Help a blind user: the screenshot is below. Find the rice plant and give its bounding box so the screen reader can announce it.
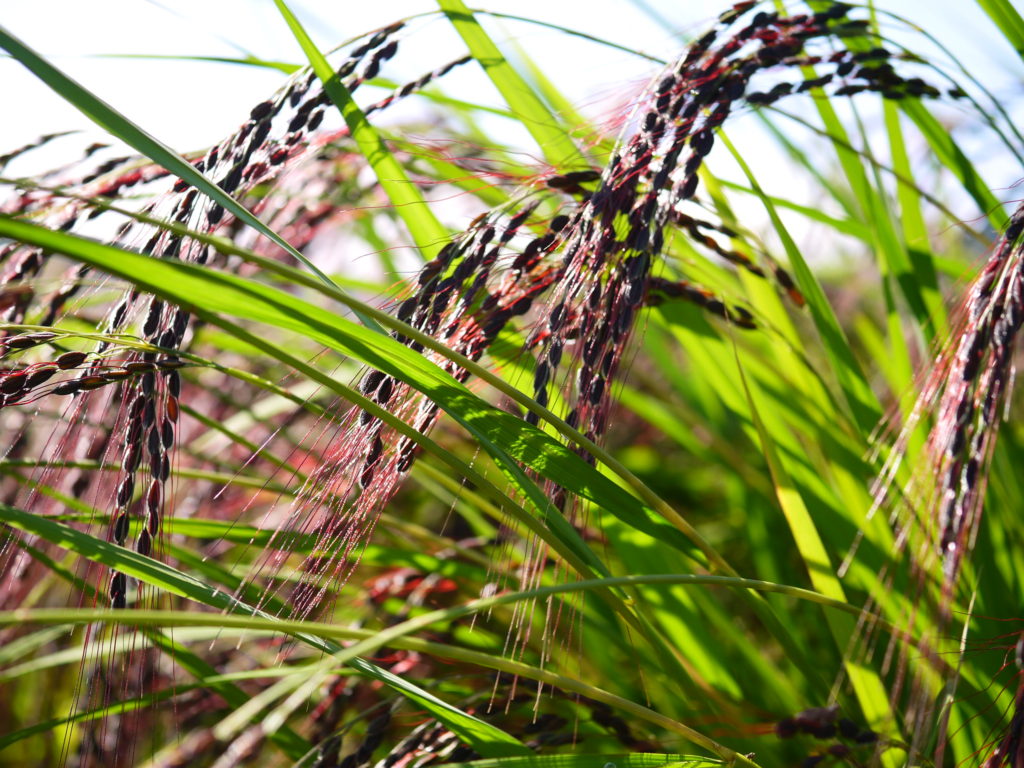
[1,1,1023,766]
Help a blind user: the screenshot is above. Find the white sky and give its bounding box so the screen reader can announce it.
[1,1,1022,249]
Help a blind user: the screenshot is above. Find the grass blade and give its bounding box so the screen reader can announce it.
[0,25,346,294]
[437,0,583,169]
[975,0,1024,61]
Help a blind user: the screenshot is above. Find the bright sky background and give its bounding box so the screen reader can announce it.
[2,1,1022,252]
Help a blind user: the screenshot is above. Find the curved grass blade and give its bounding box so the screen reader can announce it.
[478,11,668,65]
[95,53,301,74]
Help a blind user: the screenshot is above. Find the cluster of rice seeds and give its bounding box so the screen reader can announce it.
[31,358,183,606]
[723,4,944,106]
[0,241,46,329]
[108,361,186,606]
[518,0,947,459]
[0,328,193,608]
[373,720,477,768]
[859,204,1024,763]
[922,203,1024,587]
[645,276,755,327]
[0,155,172,336]
[773,705,879,764]
[359,202,562,471]
[0,130,73,171]
[0,333,178,390]
[670,210,760,272]
[363,55,473,119]
[514,5,759,452]
[272,203,564,616]
[69,300,188,606]
[0,345,179,408]
[668,208,805,307]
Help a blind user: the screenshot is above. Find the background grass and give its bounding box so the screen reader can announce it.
[1,2,1023,767]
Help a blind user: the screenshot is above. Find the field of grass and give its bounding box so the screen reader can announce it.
[1,1,1024,766]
